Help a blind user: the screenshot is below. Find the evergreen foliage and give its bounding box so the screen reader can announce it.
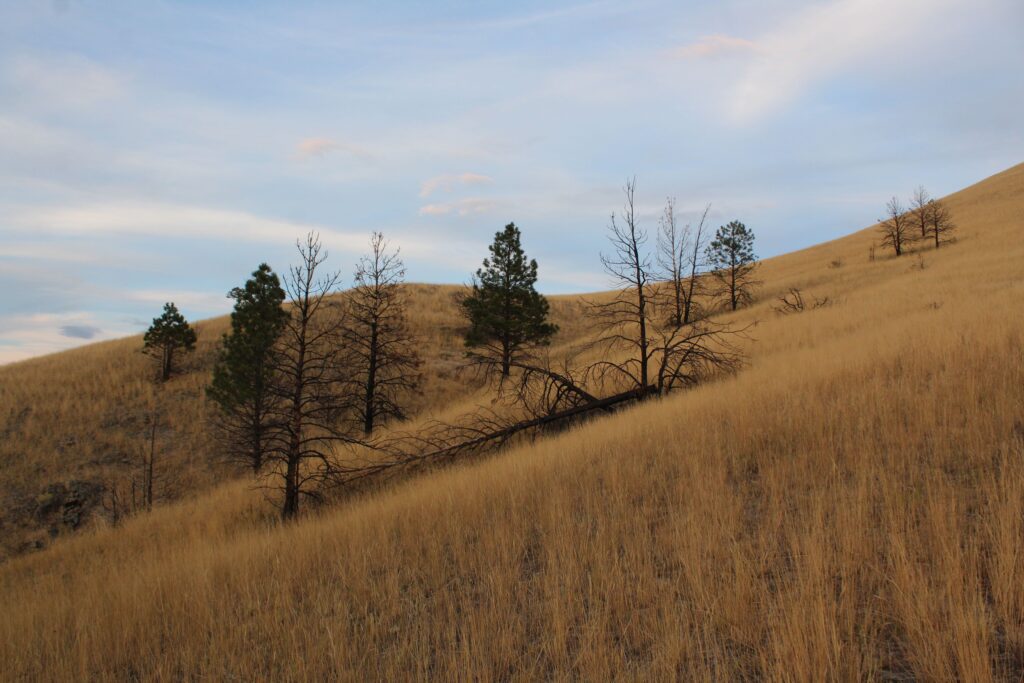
[143,302,197,381]
[462,223,557,376]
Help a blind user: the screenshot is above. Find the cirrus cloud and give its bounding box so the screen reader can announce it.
[418,197,499,217]
[294,137,372,160]
[419,172,493,198]
[669,34,758,59]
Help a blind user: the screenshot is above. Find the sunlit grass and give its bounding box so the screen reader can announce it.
[0,163,1022,679]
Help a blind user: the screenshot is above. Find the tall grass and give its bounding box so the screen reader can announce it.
[0,163,1022,680]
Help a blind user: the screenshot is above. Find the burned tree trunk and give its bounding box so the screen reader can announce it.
[267,232,355,520]
[344,232,421,437]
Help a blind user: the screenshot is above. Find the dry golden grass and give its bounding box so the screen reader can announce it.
[0,280,587,557]
[0,163,1022,680]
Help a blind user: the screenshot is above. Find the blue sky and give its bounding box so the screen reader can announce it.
[1,0,1022,363]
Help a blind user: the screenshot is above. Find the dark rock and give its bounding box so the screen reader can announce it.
[33,479,104,531]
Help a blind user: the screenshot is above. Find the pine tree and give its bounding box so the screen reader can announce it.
[143,302,197,382]
[706,220,759,311]
[462,223,557,376]
[208,263,288,473]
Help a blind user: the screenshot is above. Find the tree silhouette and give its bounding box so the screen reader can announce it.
[879,196,911,257]
[208,263,288,473]
[266,233,355,519]
[926,199,956,249]
[143,302,197,382]
[461,223,557,376]
[658,199,711,327]
[706,220,759,311]
[344,232,421,435]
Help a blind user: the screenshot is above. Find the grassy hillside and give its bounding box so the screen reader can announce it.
[1,163,1023,680]
[0,281,590,558]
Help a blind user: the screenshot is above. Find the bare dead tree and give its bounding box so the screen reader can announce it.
[266,232,356,519]
[344,232,421,436]
[587,179,746,398]
[657,200,711,328]
[926,199,956,249]
[773,287,830,315]
[682,203,711,324]
[910,186,931,239]
[657,197,687,329]
[879,196,911,257]
[586,177,657,397]
[101,402,165,524]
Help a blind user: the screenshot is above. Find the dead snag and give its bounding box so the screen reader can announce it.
[344,232,421,436]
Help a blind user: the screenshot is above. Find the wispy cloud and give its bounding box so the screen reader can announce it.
[2,54,125,110]
[294,137,371,160]
[126,289,230,312]
[14,200,369,249]
[419,172,493,198]
[669,34,758,59]
[726,0,967,123]
[418,197,499,217]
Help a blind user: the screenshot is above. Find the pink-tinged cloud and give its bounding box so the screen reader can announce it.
[294,137,371,160]
[418,197,498,217]
[419,172,493,198]
[670,34,758,59]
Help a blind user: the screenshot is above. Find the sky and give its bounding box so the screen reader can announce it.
[1,0,1022,364]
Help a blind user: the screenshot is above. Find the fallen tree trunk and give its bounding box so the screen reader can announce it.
[336,384,656,486]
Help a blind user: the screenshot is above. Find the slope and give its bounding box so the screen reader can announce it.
[1,162,1023,680]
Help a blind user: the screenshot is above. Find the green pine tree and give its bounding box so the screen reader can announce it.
[143,302,197,382]
[706,220,759,311]
[208,264,288,473]
[462,223,557,376]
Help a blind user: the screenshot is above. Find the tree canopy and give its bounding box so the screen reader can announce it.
[462,223,557,376]
[706,220,758,311]
[143,302,197,381]
[208,263,288,472]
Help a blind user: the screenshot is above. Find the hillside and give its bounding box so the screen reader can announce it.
[0,283,591,558]
[1,162,1023,680]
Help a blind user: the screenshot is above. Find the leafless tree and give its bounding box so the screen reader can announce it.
[658,199,711,327]
[909,186,931,240]
[658,197,686,328]
[926,199,956,249]
[266,232,356,519]
[102,403,165,524]
[344,232,421,436]
[586,178,656,397]
[773,287,830,315]
[586,179,745,398]
[879,196,911,257]
[682,204,712,324]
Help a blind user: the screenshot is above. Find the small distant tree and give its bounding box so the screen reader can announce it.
[345,232,421,436]
[910,186,931,239]
[706,220,758,311]
[143,302,197,382]
[462,223,558,377]
[926,199,956,249]
[102,400,169,524]
[208,263,288,473]
[658,199,711,328]
[657,197,686,328]
[879,196,911,257]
